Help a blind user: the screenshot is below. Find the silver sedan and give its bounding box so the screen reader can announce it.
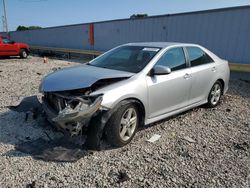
[39,42,230,148]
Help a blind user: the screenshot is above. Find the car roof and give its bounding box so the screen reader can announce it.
[124,42,198,48]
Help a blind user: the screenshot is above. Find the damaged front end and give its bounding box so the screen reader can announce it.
[42,90,103,136]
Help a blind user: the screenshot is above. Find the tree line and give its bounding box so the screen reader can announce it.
[16,25,42,31]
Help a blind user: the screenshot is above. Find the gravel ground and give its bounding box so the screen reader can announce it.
[0,56,249,187]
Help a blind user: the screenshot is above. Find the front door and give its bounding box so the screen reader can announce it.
[0,37,18,56]
[147,47,191,118]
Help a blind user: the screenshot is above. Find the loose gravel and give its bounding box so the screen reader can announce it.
[0,56,249,187]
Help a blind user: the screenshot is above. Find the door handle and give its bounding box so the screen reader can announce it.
[183,73,191,79]
[211,67,216,72]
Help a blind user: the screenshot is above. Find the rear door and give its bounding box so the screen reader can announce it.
[185,47,216,104]
[146,47,191,118]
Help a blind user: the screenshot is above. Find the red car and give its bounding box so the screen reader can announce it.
[0,36,30,58]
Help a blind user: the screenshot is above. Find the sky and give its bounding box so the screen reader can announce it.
[1,0,250,31]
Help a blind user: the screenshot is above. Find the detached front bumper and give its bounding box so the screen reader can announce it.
[42,95,103,136]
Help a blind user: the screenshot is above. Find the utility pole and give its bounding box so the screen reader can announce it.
[2,0,8,33]
[2,16,5,32]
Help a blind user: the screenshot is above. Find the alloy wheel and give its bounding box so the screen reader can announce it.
[119,107,137,141]
[210,83,221,105]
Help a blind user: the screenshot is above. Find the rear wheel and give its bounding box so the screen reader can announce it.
[105,103,139,147]
[207,81,222,107]
[20,49,28,59]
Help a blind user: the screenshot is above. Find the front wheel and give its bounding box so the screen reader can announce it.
[105,103,139,147]
[20,49,28,59]
[207,81,222,107]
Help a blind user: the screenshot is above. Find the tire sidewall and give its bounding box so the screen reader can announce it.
[105,103,139,146]
[20,49,28,58]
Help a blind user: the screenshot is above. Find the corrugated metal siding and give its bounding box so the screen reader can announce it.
[10,24,92,50]
[165,8,250,64]
[9,6,250,64]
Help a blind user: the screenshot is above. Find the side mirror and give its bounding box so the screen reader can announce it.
[150,65,171,76]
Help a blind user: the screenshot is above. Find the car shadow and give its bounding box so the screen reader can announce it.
[0,56,21,60]
[0,96,95,162]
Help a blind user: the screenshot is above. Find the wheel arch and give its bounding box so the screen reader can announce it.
[216,78,225,95]
[19,48,28,53]
[19,48,29,58]
[115,97,146,127]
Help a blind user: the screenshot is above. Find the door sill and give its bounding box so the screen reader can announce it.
[145,100,206,125]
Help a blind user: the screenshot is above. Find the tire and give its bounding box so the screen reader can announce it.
[20,49,28,59]
[207,81,222,108]
[105,103,139,147]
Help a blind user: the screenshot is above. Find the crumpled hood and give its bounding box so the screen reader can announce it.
[40,64,134,92]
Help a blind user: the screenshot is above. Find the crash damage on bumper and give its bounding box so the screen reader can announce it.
[42,91,104,136]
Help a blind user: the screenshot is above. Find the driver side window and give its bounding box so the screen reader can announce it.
[2,37,12,44]
[156,47,186,71]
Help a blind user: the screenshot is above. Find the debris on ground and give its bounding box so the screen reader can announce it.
[147,134,161,143]
[43,57,48,64]
[183,136,196,143]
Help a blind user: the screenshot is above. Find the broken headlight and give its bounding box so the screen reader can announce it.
[52,94,103,123]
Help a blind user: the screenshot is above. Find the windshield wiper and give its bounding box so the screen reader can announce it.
[86,63,109,69]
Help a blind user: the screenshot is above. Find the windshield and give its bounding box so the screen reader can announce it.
[88,46,160,73]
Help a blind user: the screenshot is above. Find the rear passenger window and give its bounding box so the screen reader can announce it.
[156,47,186,71]
[187,47,214,67]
